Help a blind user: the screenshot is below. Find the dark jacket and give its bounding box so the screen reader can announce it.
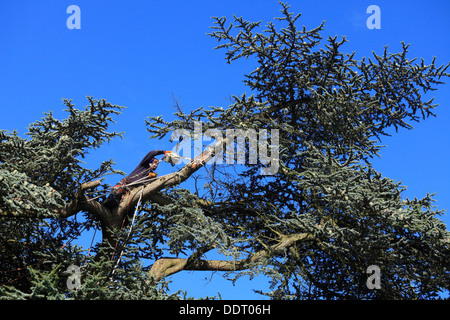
[125,150,164,184]
[102,150,165,209]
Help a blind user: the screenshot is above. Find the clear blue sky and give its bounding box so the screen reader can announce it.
[1,0,449,299]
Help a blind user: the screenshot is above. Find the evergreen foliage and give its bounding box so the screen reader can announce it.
[1,3,449,299]
[147,3,450,299]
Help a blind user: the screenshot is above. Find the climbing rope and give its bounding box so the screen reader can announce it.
[110,186,144,277]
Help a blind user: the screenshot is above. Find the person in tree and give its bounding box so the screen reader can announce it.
[102,150,172,209]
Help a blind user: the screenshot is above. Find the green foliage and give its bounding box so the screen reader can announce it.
[0,97,177,299]
[146,3,450,299]
[0,235,178,300]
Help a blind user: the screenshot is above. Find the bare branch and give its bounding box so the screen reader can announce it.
[149,232,314,282]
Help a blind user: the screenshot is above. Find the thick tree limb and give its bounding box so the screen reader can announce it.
[115,141,221,223]
[149,232,315,282]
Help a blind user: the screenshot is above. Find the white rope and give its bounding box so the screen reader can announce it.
[111,186,144,276]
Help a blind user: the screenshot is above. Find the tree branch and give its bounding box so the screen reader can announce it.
[55,179,104,219]
[149,232,314,282]
[117,139,222,220]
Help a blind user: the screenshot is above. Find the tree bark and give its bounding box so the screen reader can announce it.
[149,232,315,282]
